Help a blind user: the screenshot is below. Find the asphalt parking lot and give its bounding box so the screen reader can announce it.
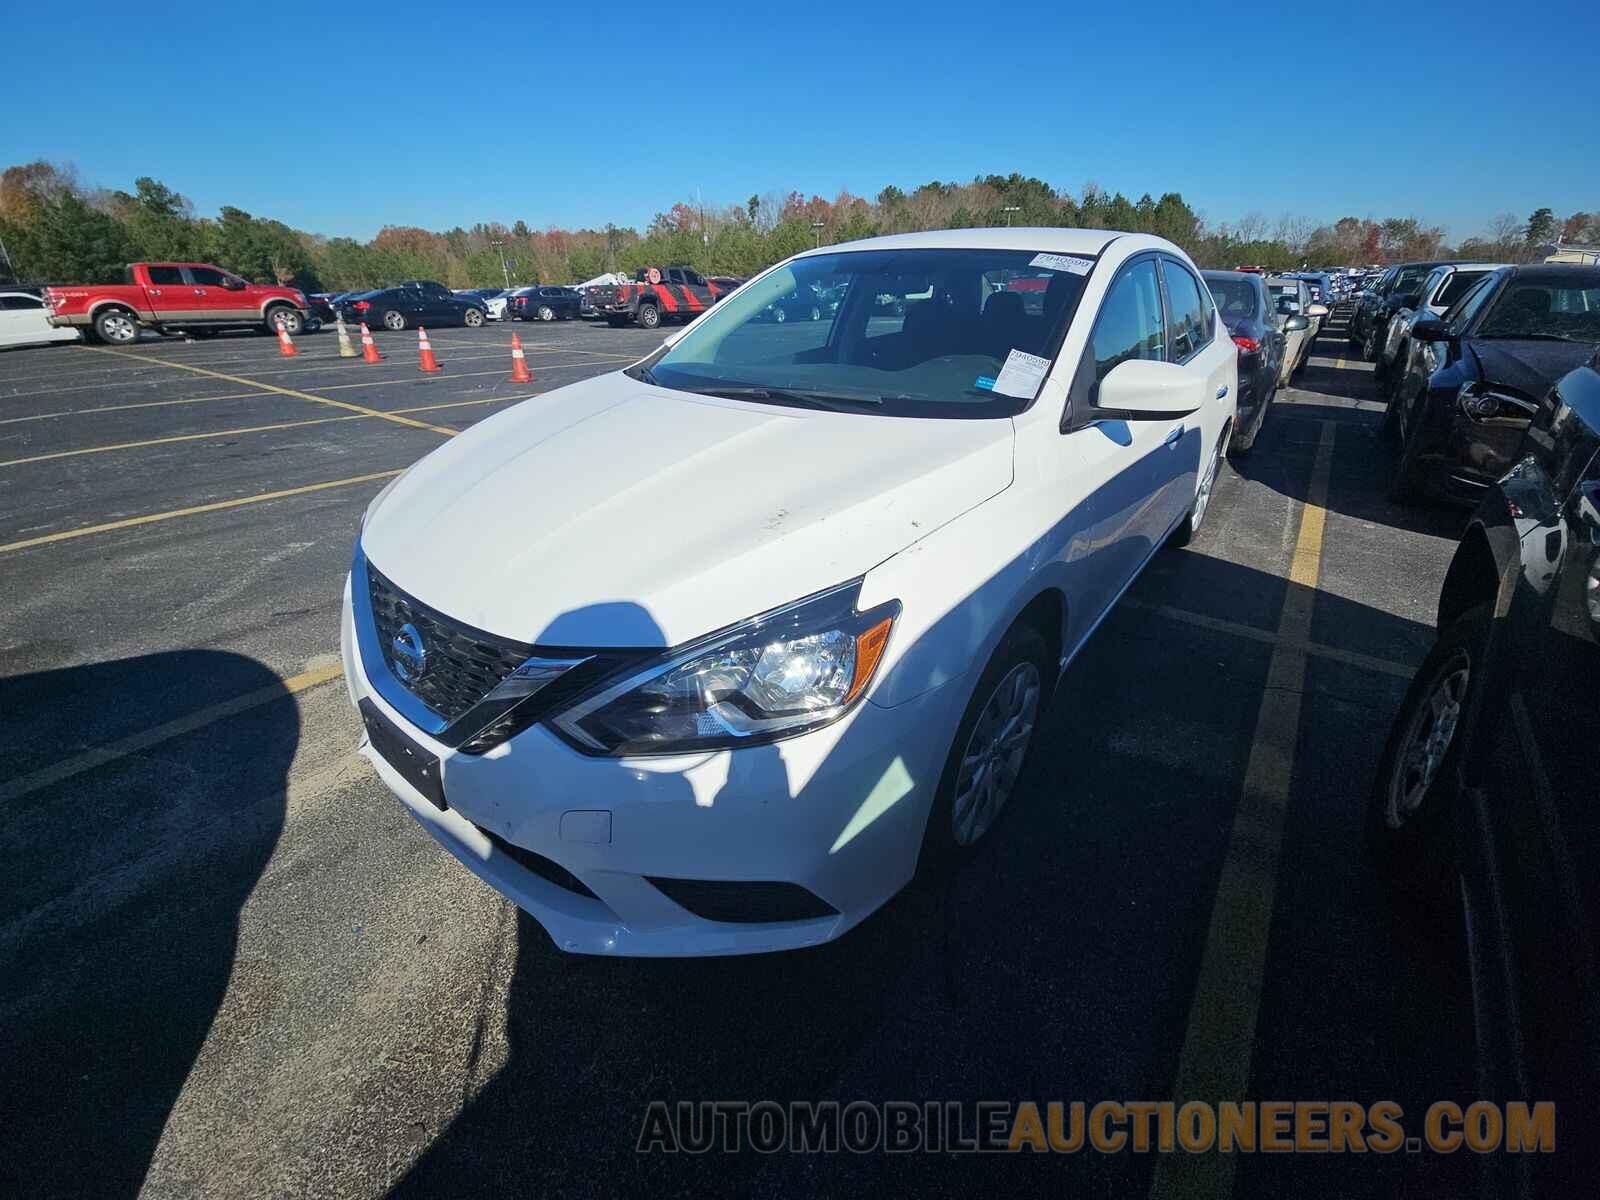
[1,313,1481,1198]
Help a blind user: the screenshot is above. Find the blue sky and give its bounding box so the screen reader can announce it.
[5,1,1595,242]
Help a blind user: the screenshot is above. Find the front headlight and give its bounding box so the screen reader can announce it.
[549,581,898,756]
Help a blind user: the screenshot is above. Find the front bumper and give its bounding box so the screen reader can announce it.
[340,576,965,956]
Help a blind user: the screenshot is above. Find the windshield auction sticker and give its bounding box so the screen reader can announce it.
[1029,253,1093,275]
[993,349,1051,398]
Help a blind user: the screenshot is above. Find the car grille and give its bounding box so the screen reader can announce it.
[366,564,533,723]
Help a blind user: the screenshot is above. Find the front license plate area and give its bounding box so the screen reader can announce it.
[359,698,446,810]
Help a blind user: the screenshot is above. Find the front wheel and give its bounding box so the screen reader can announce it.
[93,308,139,344]
[382,309,407,331]
[923,622,1050,865]
[463,307,485,327]
[772,306,788,324]
[265,306,303,336]
[1367,605,1488,902]
[637,303,661,329]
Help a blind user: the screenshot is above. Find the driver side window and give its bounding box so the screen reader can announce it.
[1091,259,1166,385]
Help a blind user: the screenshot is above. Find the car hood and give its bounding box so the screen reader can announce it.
[1469,338,1600,398]
[360,373,1016,647]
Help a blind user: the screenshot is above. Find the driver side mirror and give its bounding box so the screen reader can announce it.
[1095,358,1204,419]
[1411,318,1453,343]
[1284,315,1310,332]
[1307,303,1329,318]
[222,276,246,291]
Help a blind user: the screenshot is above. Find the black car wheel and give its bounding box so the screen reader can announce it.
[1363,320,1384,363]
[1389,397,1431,503]
[537,305,554,322]
[463,307,485,328]
[1367,605,1488,904]
[772,306,787,324]
[809,305,821,321]
[382,309,407,331]
[637,303,661,330]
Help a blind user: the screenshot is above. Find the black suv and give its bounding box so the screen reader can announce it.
[1372,354,1600,1196]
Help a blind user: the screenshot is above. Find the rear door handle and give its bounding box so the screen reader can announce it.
[1164,425,1184,448]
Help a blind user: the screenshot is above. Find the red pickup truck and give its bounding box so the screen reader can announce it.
[587,266,742,329]
[45,263,310,344]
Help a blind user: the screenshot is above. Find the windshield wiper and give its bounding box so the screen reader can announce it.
[693,386,884,412]
[1478,332,1586,343]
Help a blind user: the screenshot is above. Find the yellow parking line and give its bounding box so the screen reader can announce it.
[1149,421,1336,1200]
[0,469,402,555]
[0,393,532,469]
[0,662,344,804]
[90,346,459,436]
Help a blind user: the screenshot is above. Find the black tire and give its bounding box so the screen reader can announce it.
[773,306,788,324]
[1389,399,1430,503]
[1171,429,1226,546]
[92,307,140,345]
[809,305,821,321]
[637,303,661,330]
[381,309,407,331]
[463,307,485,328]
[1363,320,1384,363]
[1367,605,1489,906]
[1229,383,1272,457]
[922,620,1052,869]
[264,306,302,336]
[537,305,555,322]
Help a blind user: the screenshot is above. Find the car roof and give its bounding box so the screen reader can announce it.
[1507,263,1600,285]
[789,226,1127,259]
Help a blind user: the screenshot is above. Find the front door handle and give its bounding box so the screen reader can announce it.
[1216,385,1229,399]
[1164,425,1184,448]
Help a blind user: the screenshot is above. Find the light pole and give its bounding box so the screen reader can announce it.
[490,239,511,288]
[1002,205,1021,227]
[811,220,826,248]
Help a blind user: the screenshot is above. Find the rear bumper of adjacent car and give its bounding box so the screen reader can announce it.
[339,577,965,956]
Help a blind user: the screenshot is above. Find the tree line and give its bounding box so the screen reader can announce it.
[2,161,1594,292]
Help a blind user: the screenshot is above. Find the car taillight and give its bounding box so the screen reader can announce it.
[353,300,370,311]
[1232,334,1261,354]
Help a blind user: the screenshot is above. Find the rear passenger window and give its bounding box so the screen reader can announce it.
[1161,259,1210,362]
[1090,259,1165,383]
[146,266,184,285]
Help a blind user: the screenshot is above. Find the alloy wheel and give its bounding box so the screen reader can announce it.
[1386,656,1469,828]
[1190,438,1223,533]
[100,313,136,343]
[952,662,1041,846]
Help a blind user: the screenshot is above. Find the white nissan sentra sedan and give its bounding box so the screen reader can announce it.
[342,228,1237,956]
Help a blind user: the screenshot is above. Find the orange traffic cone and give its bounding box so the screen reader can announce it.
[360,322,382,363]
[275,317,299,357]
[417,327,441,373]
[509,332,533,383]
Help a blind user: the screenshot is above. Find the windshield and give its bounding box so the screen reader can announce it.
[1479,281,1600,342]
[639,247,1095,418]
[1392,265,1431,293]
[1206,276,1259,319]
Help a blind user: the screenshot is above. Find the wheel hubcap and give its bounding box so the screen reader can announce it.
[1388,658,1469,828]
[952,662,1041,846]
[385,313,402,329]
[105,315,134,341]
[1191,440,1222,531]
